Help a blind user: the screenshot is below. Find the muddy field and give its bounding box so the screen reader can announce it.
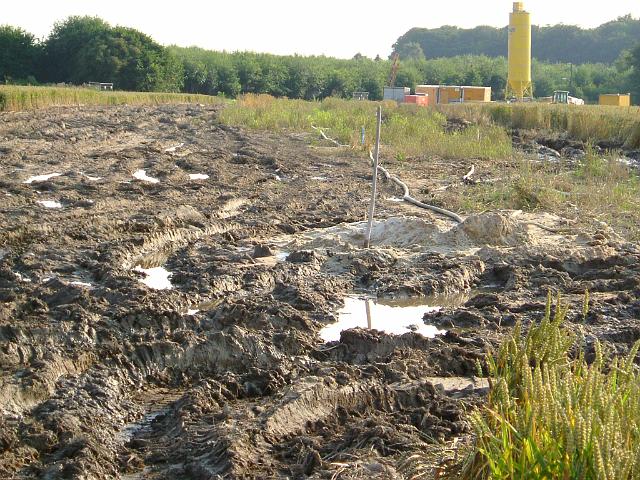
[1,104,639,479]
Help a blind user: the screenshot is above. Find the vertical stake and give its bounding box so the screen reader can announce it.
[365,298,372,330]
[365,106,382,248]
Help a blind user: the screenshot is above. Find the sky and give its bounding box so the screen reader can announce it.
[4,1,640,59]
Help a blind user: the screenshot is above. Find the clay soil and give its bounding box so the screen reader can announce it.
[1,104,640,479]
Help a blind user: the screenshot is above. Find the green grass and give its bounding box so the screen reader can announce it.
[219,94,512,160]
[437,103,640,149]
[0,85,224,111]
[444,148,640,241]
[451,293,640,480]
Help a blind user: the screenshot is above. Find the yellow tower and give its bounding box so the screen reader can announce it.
[507,2,532,100]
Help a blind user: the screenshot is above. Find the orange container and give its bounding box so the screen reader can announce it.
[404,94,430,106]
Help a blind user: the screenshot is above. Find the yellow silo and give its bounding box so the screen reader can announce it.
[507,2,532,100]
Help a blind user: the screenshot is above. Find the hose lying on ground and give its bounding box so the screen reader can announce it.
[309,125,462,223]
[369,150,463,223]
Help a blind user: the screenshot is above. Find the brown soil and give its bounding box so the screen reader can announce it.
[1,104,639,479]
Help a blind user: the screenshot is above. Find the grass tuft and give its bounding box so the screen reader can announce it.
[450,292,640,480]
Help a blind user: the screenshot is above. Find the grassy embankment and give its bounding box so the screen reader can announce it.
[0,85,224,111]
[438,103,640,149]
[445,294,640,479]
[220,94,512,160]
[435,103,640,240]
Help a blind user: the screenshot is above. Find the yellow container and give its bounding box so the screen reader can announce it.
[599,94,631,107]
[507,2,532,100]
[439,86,462,104]
[462,86,492,102]
[415,85,440,103]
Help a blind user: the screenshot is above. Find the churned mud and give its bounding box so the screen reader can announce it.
[1,104,639,479]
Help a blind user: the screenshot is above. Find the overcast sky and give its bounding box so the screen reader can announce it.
[4,1,640,58]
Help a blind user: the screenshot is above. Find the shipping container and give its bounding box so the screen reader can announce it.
[404,94,430,106]
[461,86,491,102]
[383,87,410,102]
[415,85,439,103]
[439,86,462,104]
[599,94,631,107]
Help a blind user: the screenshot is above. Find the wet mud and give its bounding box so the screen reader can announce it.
[1,104,639,479]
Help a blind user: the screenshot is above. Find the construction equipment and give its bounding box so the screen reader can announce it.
[506,2,533,101]
[387,52,400,88]
[552,91,584,105]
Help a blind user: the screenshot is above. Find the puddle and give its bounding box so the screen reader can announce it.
[37,200,62,209]
[24,173,62,184]
[188,173,209,180]
[119,406,171,443]
[164,143,184,153]
[81,172,102,181]
[320,295,456,342]
[133,266,173,290]
[311,176,328,181]
[133,170,160,183]
[69,281,93,288]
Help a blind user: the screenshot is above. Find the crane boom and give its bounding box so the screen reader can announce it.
[387,53,400,87]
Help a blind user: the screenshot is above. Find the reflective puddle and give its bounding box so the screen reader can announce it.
[188,173,209,180]
[24,173,62,184]
[133,265,173,290]
[133,169,160,183]
[320,294,465,342]
[37,200,62,209]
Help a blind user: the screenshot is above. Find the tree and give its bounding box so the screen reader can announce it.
[41,16,183,91]
[397,42,425,61]
[41,16,110,83]
[0,25,40,83]
[631,43,640,102]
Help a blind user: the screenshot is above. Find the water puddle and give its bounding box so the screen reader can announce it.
[37,200,62,209]
[81,172,102,181]
[133,266,173,290]
[24,173,62,184]
[320,294,462,342]
[188,173,209,180]
[311,176,328,181]
[164,143,184,153]
[132,170,160,183]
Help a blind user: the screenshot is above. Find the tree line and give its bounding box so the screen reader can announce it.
[0,16,638,103]
[393,15,640,64]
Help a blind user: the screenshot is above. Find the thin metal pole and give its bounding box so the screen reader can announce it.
[365,298,372,330]
[365,106,382,248]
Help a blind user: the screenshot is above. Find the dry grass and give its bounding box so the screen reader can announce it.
[0,85,224,111]
[437,103,640,149]
[220,94,512,160]
[443,149,640,241]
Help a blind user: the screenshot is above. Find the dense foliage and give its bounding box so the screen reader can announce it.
[0,16,637,103]
[0,25,40,83]
[39,16,183,92]
[394,15,640,64]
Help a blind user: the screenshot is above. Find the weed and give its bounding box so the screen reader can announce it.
[449,292,640,480]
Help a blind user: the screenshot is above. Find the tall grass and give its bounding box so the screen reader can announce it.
[437,103,640,149]
[452,293,640,479]
[220,94,512,160]
[0,85,224,111]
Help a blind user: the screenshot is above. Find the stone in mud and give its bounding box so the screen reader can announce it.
[253,244,275,258]
[287,250,315,263]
